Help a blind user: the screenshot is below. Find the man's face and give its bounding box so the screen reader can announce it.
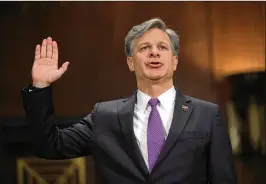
[127,28,178,82]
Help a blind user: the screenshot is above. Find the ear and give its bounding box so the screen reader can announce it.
[173,56,178,71]
[127,57,135,72]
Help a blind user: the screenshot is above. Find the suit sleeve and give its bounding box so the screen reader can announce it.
[208,105,237,184]
[21,85,98,159]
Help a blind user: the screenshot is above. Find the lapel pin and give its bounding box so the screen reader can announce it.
[181,105,189,112]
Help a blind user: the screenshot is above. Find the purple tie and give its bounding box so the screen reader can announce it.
[147,98,165,172]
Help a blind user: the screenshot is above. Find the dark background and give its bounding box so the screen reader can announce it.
[0,2,265,184]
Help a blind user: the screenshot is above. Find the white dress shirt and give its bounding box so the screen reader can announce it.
[133,86,176,169]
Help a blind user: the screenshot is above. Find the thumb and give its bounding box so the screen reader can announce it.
[58,61,69,76]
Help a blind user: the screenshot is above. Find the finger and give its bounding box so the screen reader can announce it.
[40,39,47,58]
[46,37,53,58]
[58,61,69,76]
[52,41,58,60]
[35,45,41,61]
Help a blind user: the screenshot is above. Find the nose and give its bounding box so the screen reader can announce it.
[149,47,160,58]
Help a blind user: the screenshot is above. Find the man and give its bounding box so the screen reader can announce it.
[22,18,237,184]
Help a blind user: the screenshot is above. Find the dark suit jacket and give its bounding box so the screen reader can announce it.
[21,85,237,184]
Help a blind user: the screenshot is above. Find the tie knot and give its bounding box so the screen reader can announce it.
[148,98,159,106]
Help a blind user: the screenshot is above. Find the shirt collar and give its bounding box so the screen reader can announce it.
[136,86,176,113]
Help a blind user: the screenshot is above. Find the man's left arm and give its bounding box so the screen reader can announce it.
[207,105,237,184]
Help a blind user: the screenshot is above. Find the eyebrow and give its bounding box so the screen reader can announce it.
[157,41,169,46]
[139,42,150,47]
[138,41,169,47]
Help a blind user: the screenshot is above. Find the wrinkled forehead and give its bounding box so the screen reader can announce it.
[133,28,171,48]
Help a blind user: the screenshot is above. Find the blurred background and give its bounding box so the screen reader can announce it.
[0,1,265,184]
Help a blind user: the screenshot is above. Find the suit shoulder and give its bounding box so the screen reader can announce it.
[185,95,219,109]
[93,98,126,113]
[96,98,125,107]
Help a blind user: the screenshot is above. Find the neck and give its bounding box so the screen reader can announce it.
[137,79,174,98]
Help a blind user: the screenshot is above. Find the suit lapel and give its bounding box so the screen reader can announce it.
[152,90,194,171]
[118,92,149,177]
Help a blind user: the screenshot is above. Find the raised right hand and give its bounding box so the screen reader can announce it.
[32,37,69,88]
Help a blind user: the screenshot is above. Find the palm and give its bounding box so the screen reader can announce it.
[32,37,69,87]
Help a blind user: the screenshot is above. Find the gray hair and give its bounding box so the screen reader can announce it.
[124,18,179,57]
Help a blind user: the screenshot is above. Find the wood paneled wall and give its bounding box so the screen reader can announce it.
[210,2,265,80]
[0,2,264,117]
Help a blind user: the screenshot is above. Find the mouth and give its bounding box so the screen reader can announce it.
[147,61,163,68]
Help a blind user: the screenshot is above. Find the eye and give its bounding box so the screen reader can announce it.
[140,46,150,51]
[158,45,168,50]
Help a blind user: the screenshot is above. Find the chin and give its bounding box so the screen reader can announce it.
[147,75,164,81]
[141,70,167,81]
